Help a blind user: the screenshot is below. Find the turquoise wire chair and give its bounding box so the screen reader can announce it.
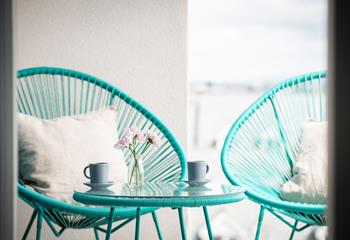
[17,66,186,240]
[221,72,327,240]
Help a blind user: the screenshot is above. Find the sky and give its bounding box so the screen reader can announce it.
[188,0,327,85]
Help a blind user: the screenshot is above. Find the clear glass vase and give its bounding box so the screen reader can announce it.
[128,155,144,187]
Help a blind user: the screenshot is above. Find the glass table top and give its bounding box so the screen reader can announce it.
[74,182,245,199]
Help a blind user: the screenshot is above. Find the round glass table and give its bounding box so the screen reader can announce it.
[74,182,245,240]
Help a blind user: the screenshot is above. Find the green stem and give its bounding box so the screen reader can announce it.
[136,163,139,185]
[129,164,135,185]
[129,156,137,185]
[128,142,145,186]
[140,141,151,155]
[129,150,142,185]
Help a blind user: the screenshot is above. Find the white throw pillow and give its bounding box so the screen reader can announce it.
[280,121,328,204]
[18,108,127,204]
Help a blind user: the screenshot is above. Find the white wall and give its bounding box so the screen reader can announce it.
[15,0,187,239]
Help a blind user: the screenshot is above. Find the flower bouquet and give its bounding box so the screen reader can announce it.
[114,127,161,187]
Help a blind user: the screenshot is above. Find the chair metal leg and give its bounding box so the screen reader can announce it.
[152,211,164,240]
[135,208,141,240]
[255,206,265,240]
[177,208,187,240]
[36,212,43,240]
[289,220,299,240]
[93,227,99,240]
[105,208,115,240]
[22,209,37,240]
[203,206,214,240]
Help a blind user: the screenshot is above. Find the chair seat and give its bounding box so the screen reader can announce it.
[228,174,326,215]
[247,189,326,213]
[45,206,157,229]
[19,183,157,228]
[239,185,326,225]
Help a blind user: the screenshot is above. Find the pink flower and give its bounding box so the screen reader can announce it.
[114,127,146,150]
[147,131,161,148]
[114,135,131,149]
[124,128,133,138]
[114,128,133,149]
[131,127,144,142]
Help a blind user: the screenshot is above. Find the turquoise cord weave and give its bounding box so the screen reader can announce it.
[221,72,327,231]
[17,67,186,234]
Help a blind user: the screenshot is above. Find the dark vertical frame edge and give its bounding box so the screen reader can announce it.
[0,0,15,239]
[327,0,335,238]
[328,0,350,239]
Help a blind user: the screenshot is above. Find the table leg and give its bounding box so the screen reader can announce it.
[177,208,187,240]
[135,207,141,240]
[203,206,214,240]
[152,211,164,240]
[105,207,115,240]
[36,212,43,240]
[93,227,99,240]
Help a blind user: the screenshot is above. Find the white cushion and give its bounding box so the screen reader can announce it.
[280,121,328,204]
[18,108,127,203]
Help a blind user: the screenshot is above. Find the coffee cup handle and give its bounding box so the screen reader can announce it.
[83,166,90,179]
[206,164,209,173]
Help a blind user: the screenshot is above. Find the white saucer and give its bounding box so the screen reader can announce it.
[84,181,114,189]
[183,179,210,186]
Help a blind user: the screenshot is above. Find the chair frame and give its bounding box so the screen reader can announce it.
[221,71,327,240]
[17,66,187,239]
